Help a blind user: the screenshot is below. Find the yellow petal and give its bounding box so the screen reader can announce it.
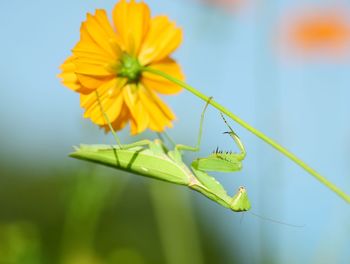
[71,54,115,89]
[72,23,117,77]
[123,84,149,134]
[81,78,124,125]
[86,94,123,125]
[141,58,184,94]
[129,118,139,135]
[72,52,113,65]
[75,60,113,76]
[147,88,176,121]
[80,77,125,109]
[58,56,91,94]
[112,0,151,55]
[83,11,120,58]
[102,103,130,132]
[74,18,111,58]
[73,40,110,60]
[80,79,115,112]
[76,74,111,89]
[94,9,121,43]
[139,15,183,65]
[138,85,175,132]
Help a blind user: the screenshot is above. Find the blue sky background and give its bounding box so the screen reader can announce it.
[0,0,349,263]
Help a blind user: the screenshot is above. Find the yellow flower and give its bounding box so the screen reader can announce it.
[59,0,184,134]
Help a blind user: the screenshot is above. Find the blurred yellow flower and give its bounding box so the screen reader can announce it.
[59,0,184,134]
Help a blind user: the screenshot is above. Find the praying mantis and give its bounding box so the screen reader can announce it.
[70,99,251,212]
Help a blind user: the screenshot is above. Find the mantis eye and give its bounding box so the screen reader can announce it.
[238,186,245,192]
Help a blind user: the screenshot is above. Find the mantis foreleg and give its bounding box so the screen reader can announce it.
[220,113,246,161]
[189,111,247,173]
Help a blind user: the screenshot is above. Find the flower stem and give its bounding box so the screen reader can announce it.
[143,67,350,204]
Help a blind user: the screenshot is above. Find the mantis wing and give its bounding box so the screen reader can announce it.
[70,144,191,186]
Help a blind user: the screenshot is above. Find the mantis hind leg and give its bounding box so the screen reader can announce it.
[113,140,153,150]
[175,97,213,153]
[96,91,153,151]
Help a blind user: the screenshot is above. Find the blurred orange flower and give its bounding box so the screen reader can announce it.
[59,0,184,134]
[280,8,350,58]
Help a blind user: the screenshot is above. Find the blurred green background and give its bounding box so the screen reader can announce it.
[1,0,350,263]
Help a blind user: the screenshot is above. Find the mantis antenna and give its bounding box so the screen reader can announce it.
[249,212,304,228]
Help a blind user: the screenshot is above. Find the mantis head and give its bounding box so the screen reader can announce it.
[230,186,251,212]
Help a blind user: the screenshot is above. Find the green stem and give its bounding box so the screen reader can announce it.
[143,67,350,204]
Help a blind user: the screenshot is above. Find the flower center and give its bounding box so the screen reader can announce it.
[117,53,142,82]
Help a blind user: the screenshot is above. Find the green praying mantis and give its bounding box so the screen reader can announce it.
[70,99,251,212]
